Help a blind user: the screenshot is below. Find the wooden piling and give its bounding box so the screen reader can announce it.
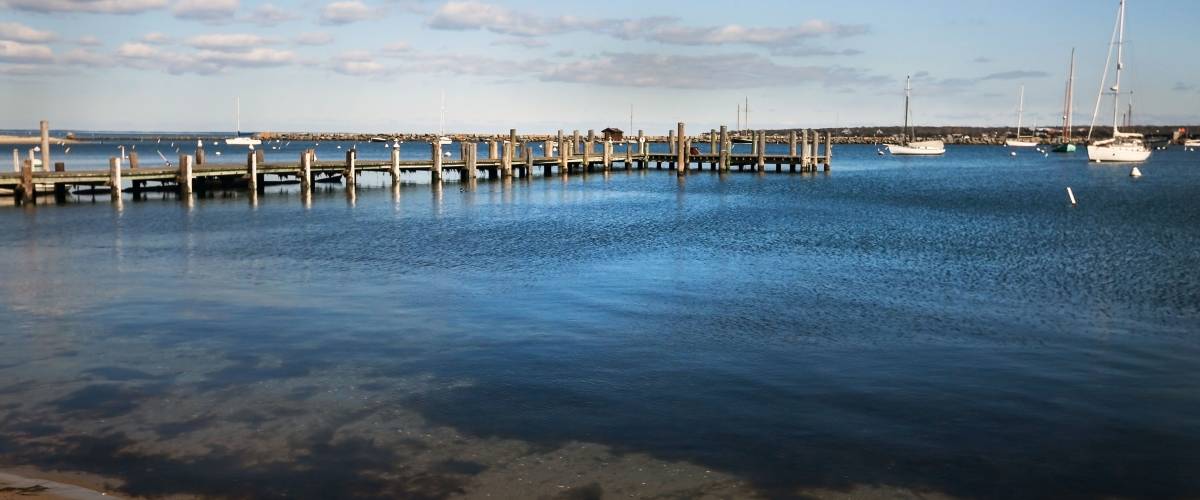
[522,141,533,177]
[488,140,498,160]
[719,125,729,172]
[824,132,832,171]
[345,148,357,187]
[468,142,480,182]
[109,157,121,202]
[602,141,612,171]
[501,141,513,178]
[801,129,810,169]
[676,122,686,176]
[195,141,205,165]
[39,120,50,172]
[543,139,554,159]
[668,129,676,155]
[390,146,401,185]
[789,131,798,157]
[558,135,569,175]
[299,150,312,192]
[11,148,18,173]
[53,162,66,201]
[19,159,33,204]
[757,131,766,172]
[178,154,193,197]
[432,141,443,182]
[247,151,257,192]
[573,130,581,154]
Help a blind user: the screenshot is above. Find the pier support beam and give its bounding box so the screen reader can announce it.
[573,130,581,154]
[789,131,798,157]
[719,126,729,172]
[676,122,686,176]
[432,141,443,182]
[247,151,258,193]
[344,149,357,188]
[488,140,498,160]
[109,157,122,202]
[40,120,50,172]
[801,130,810,170]
[825,132,832,171]
[178,154,193,197]
[390,147,401,185]
[501,141,513,178]
[19,159,33,204]
[299,150,312,193]
[757,131,766,172]
[602,141,612,171]
[12,148,18,173]
[195,141,204,166]
[464,142,477,183]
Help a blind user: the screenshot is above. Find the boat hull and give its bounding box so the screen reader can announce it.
[1052,143,1077,153]
[886,144,945,156]
[1004,139,1039,148]
[1086,145,1151,163]
[225,138,261,146]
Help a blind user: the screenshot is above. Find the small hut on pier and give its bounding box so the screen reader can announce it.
[601,127,624,141]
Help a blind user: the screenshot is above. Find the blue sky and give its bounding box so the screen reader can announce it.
[1,0,1196,133]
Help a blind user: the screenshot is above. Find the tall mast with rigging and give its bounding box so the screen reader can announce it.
[1111,0,1126,135]
[903,75,912,143]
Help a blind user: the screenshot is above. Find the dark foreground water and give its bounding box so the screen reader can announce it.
[1,145,1199,499]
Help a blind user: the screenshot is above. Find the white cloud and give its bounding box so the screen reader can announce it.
[428,1,595,36]
[538,52,883,89]
[186,33,276,50]
[141,32,172,44]
[116,41,294,74]
[332,60,388,76]
[294,32,334,46]
[173,0,238,22]
[249,3,300,25]
[60,47,112,66]
[380,41,410,55]
[491,37,548,48]
[0,40,54,63]
[646,20,867,46]
[0,22,56,43]
[2,0,166,14]
[320,1,375,25]
[75,35,103,46]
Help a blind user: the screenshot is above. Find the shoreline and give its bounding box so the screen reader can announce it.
[0,136,80,146]
[0,468,123,500]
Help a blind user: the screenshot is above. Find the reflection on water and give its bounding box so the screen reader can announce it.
[1,146,1200,499]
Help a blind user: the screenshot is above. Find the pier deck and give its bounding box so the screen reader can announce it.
[3,124,833,204]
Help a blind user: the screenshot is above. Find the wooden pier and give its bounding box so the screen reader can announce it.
[2,123,832,205]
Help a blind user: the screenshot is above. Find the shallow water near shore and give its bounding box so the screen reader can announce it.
[1,145,1199,499]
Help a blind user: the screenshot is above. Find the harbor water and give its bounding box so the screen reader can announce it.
[1,145,1198,499]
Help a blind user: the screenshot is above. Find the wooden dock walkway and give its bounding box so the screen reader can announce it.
[2,123,832,205]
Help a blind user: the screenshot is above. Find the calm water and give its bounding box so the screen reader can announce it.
[1,145,1198,499]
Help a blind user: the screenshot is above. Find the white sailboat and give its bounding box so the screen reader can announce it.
[1005,86,1039,147]
[1086,0,1150,163]
[437,91,452,145]
[887,75,945,155]
[225,97,261,146]
[1053,49,1078,153]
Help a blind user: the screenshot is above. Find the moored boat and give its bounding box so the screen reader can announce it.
[1085,0,1149,163]
[886,75,945,156]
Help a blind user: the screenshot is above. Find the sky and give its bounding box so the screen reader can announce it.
[0,0,1197,133]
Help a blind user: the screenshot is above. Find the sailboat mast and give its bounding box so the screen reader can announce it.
[1064,48,1075,141]
[903,75,911,142]
[737,103,741,131]
[1111,0,1126,134]
[744,97,749,130]
[235,97,240,135]
[1016,85,1024,139]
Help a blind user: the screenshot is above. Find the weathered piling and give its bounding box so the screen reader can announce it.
[488,140,498,160]
[299,150,312,192]
[465,142,478,183]
[668,129,676,156]
[345,148,357,187]
[431,141,443,182]
[19,159,33,204]
[801,129,810,168]
[676,122,686,176]
[602,141,612,171]
[39,120,50,172]
[389,147,400,185]
[757,131,766,172]
[624,141,632,169]
[543,139,554,159]
[719,125,729,172]
[825,132,832,171]
[637,130,645,154]
[573,130,581,154]
[558,135,569,175]
[108,157,121,202]
[247,151,258,192]
[789,131,798,157]
[11,149,17,173]
[195,141,205,165]
[501,141,513,178]
[522,141,533,178]
[178,154,193,196]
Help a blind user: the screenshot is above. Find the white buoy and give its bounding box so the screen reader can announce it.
[1066,187,1077,206]
[1130,167,1142,177]
[1010,151,1017,156]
